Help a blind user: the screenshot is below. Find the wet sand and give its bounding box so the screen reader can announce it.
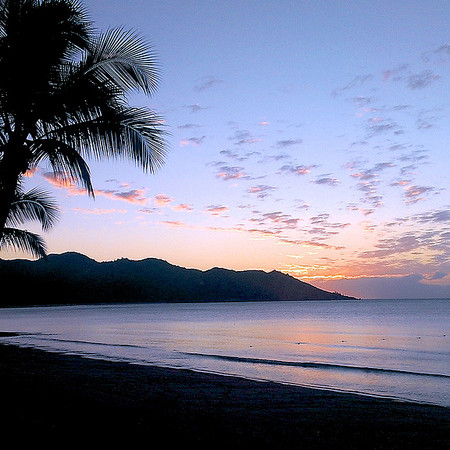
[0,343,448,448]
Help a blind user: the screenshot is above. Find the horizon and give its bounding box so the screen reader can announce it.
[3,250,450,301]
[1,0,449,300]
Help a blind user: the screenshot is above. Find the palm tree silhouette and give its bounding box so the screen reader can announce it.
[0,0,167,256]
[2,185,58,257]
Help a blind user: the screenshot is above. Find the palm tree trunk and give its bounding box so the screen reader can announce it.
[0,142,28,238]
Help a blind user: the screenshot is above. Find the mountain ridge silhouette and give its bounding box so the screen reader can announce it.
[0,252,356,306]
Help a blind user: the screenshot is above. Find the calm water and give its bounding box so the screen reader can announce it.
[0,299,449,407]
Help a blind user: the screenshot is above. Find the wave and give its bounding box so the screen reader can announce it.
[182,352,450,379]
[4,334,151,351]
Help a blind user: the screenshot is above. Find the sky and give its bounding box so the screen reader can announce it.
[2,0,450,299]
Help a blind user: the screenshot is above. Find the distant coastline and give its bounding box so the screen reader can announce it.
[0,252,356,307]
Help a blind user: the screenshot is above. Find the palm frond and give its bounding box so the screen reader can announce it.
[6,187,59,231]
[84,26,160,95]
[0,227,47,259]
[31,137,94,195]
[37,106,168,174]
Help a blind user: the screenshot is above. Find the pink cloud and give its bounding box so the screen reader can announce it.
[73,208,126,215]
[154,194,173,207]
[111,189,147,204]
[205,205,229,216]
[172,203,194,212]
[216,166,247,181]
[404,185,434,204]
[247,185,276,198]
[161,220,188,227]
[43,172,148,204]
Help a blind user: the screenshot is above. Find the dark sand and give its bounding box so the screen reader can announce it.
[1,343,448,448]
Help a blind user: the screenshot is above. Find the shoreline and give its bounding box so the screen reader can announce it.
[1,343,448,448]
[1,297,449,309]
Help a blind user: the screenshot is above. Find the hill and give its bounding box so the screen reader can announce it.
[0,252,355,306]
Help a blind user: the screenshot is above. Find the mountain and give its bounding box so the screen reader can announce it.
[0,252,355,307]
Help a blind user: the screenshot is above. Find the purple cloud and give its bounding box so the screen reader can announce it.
[279,164,316,176]
[407,70,440,90]
[194,75,224,92]
[313,174,340,187]
[274,138,303,148]
[247,185,277,198]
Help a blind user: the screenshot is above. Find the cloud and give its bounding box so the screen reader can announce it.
[180,136,206,146]
[73,208,126,215]
[274,138,303,148]
[184,103,209,113]
[309,213,330,225]
[383,64,440,90]
[205,205,229,216]
[406,70,440,90]
[414,209,450,223]
[365,117,402,137]
[422,43,450,63]
[351,162,394,181]
[305,213,350,239]
[425,271,447,281]
[160,220,192,228]
[359,226,449,263]
[193,75,224,92]
[110,189,147,204]
[396,150,429,178]
[388,143,410,152]
[43,171,81,190]
[154,194,173,207]
[313,174,340,187]
[219,149,251,162]
[331,74,373,97]
[250,211,300,230]
[352,95,377,109]
[360,234,421,258]
[215,165,248,181]
[397,149,429,164]
[415,108,442,130]
[57,182,148,206]
[313,273,450,299]
[178,123,202,130]
[348,162,394,208]
[44,174,160,206]
[278,239,345,250]
[172,203,194,212]
[229,129,262,146]
[257,153,290,164]
[403,185,435,204]
[247,185,277,198]
[279,164,316,176]
[294,199,310,210]
[382,64,409,82]
[346,203,375,216]
[43,172,148,207]
[138,207,158,215]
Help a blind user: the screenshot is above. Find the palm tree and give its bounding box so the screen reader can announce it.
[0,0,167,256]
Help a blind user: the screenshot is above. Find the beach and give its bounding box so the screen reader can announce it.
[1,343,448,448]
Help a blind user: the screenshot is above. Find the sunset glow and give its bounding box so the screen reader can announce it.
[2,0,449,299]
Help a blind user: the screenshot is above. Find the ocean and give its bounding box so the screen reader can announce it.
[0,298,448,407]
